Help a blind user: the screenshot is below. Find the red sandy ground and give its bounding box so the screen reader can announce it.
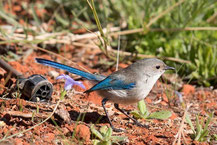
[0,1,216,144]
[0,47,216,145]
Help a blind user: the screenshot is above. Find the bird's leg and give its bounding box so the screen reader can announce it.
[114,103,148,128]
[102,98,124,132]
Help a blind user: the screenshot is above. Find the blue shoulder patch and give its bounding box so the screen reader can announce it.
[85,76,135,93]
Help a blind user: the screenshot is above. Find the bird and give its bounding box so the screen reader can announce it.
[35,58,175,132]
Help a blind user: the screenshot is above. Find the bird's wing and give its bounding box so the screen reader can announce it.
[35,58,106,81]
[85,76,136,93]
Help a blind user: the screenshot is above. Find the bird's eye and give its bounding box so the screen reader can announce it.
[156,66,160,69]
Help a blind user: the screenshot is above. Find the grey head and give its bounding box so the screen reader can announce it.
[112,58,175,81]
[131,58,174,76]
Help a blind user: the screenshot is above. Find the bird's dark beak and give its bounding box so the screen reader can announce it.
[164,66,175,70]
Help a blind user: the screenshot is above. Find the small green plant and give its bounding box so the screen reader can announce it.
[19,99,23,112]
[185,112,213,142]
[60,89,67,100]
[211,134,217,141]
[91,125,128,145]
[131,99,172,120]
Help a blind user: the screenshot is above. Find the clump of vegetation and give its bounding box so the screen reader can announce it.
[90,125,128,145]
[131,100,172,120]
[186,112,214,142]
[106,0,217,87]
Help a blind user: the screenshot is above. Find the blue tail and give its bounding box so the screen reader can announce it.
[35,58,105,81]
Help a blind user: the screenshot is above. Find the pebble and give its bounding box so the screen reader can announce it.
[75,124,90,141]
[48,71,59,78]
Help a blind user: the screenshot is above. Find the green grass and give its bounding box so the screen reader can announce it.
[186,112,214,142]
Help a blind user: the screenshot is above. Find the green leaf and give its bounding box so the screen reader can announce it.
[92,139,101,145]
[204,112,213,131]
[111,136,128,143]
[55,13,69,26]
[143,109,150,118]
[185,113,195,133]
[91,125,104,141]
[131,110,144,119]
[60,90,67,100]
[199,130,208,142]
[147,111,172,120]
[212,134,217,141]
[100,125,108,135]
[138,99,147,115]
[31,3,41,28]
[195,125,202,141]
[105,140,112,145]
[195,116,202,141]
[104,127,112,141]
[0,10,20,27]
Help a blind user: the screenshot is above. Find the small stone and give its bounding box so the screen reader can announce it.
[55,107,72,124]
[65,124,74,132]
[75,124,90,141]
[145,98,152,103]
[14,138,23,145]
[160,101,167,106]
[182,84,195,96]
[170,113,177,120]
[48,71,59,79]
[0,121,6,127]
[43,132,55,141]
[0,140,14,145]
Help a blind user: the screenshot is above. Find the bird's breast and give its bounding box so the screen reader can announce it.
[133,74,161,100]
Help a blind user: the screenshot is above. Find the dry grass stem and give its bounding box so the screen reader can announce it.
[109,27,217,37]
[173,104,192,145]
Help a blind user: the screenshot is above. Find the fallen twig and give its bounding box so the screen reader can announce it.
[4,107,71,124]
[4,111,49,119]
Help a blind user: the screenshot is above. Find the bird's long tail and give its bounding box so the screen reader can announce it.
[35,58,105,81]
